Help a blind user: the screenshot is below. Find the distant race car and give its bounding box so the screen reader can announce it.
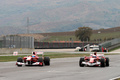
[16,51,50,67]
[79,53,109,67]
[90,45,99,52]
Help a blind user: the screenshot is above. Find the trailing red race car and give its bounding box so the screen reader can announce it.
[16,51,50,67]
[79,52,109,67]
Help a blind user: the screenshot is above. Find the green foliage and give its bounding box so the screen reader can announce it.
[75,27,92,41]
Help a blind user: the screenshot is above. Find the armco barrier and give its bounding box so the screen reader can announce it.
[99,38,120,51]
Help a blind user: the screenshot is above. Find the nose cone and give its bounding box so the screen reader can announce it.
[89,58,94,63]
[26,57,31,61]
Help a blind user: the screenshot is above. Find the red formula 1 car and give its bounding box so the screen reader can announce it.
[16,51,50,67]
[79,53,109,67]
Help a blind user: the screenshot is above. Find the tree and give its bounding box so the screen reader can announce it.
[75,27,92,41]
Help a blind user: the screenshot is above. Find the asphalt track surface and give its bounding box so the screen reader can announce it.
[0,55,120,80]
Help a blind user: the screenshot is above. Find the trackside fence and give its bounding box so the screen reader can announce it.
[0,35,34,48]
[34,42,98,49]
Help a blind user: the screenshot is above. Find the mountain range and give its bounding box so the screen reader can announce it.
[0,0,120,35]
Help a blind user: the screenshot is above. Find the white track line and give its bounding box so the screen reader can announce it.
[109,76,120,80]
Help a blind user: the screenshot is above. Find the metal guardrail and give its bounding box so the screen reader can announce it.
[99,38,120,51]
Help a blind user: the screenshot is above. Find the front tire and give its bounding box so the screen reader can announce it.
[44,57,50,66]
[100,58,105,67]
[17,57,23,67]
[79,58,85,67]
[105,57,109,67]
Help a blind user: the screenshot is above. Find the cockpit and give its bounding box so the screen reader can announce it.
[92,55,97,58]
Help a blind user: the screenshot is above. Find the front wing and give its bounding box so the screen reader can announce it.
[82,61,100,66]
[16,62,43,66]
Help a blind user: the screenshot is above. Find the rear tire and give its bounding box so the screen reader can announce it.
[17,57,23,67]
[105,57,109,67]
[44,57,50,66]
[100,58,105,67]
[79,58,85,67]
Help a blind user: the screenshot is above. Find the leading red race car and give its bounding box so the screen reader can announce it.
[16,51,50,67]
[79,52,109,67]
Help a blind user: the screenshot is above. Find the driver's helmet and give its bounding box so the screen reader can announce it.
[32,52,36,57]
[94,52,97,55]
[32,52,36,55]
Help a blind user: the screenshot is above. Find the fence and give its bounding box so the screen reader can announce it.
[0,35,34,48]
[34,42,98,49]
[0,35,100,49]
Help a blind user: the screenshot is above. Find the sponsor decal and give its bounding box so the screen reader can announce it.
[13,51,18,56]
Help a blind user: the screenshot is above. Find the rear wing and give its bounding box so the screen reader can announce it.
[90,54,104,57]
[97,54,104,57]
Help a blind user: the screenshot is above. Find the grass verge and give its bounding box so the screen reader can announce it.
[115,78,120,80]
[109,46,120,52]
[0,52,90,62]
[0,52,119,62]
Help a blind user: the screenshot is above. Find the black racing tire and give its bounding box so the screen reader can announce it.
[17,57,23,67]
[105,57,109,67]
[38,57,43,66]
[79,58,85,67]
[100,58,105,67]
[38,57,43,62]
[17,57,23,62]
[44,57,50,66]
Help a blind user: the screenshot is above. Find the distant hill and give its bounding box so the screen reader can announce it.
[0,0,120,35]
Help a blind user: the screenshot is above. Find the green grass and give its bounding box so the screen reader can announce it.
[115,78,120,80]
[91,32,120,41]
[0,52,90,62]
[0,56,25,62]
[44,52,89,58]
[42,32,120,42]
[109,46,120,52]
[0,52,119,62]
[43,35,77,42]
